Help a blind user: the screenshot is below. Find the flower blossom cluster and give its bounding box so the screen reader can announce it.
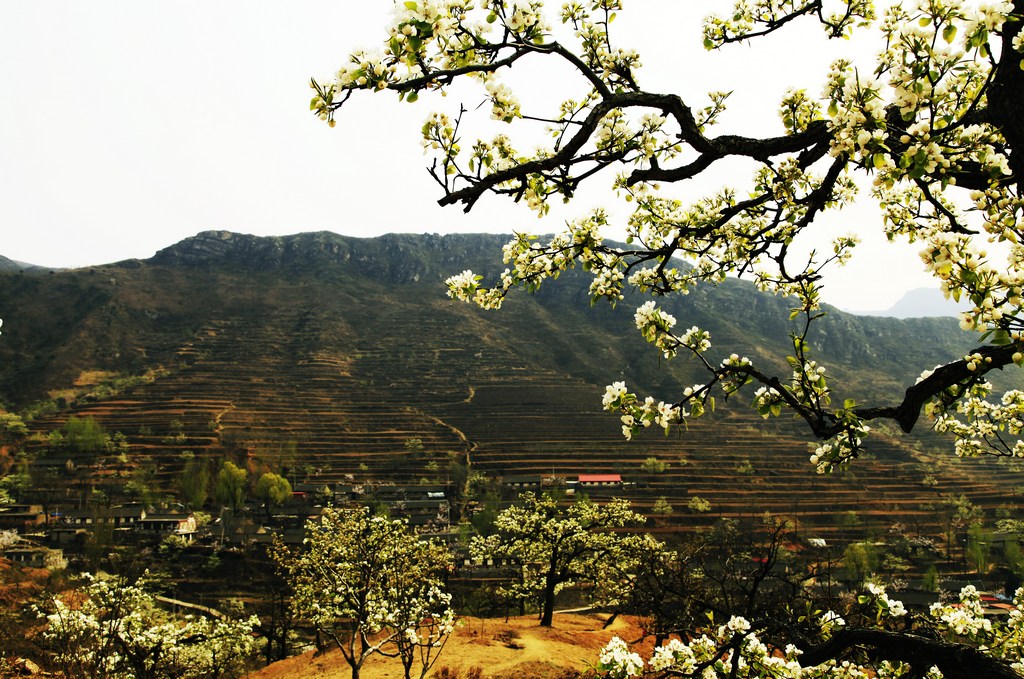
[598,636,645,678]
[595,586,1024,679]
[934,384,1024,458]
[601,380,705,440]
[930,585,992,638]
[598,614,804,678]
[863,581,908,618]
[809,417,871,474]
[634,300,678,358]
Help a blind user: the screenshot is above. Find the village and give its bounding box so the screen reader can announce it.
[0,472,629,573]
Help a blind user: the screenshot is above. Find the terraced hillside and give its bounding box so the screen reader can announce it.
[2,231,1021,557]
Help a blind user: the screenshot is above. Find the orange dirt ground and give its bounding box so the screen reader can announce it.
[250,613,653,679]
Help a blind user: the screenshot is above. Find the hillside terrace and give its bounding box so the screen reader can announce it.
[16,306,1024,572]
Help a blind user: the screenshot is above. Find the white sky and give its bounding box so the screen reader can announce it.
[0,2,940,312]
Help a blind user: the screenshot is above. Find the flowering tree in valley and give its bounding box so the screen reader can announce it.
[314,0,1024,472]
[272,507,455,679]
[471,492,659,626]
[38,573,258,679]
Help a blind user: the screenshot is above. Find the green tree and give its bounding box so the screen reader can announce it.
[0,410,27,442]
[687,496,712,513]
[967,522,993,575]
[844,541,878,583]
[255,472,292,520]
[471,492,657,627]
[923,564,941,592]
[651,497,673,516]
[839,510,861,541]
[273,507,455,679]
[0,471,30,504]
[639,456,668,475]
[177,452,210,509]
[214,460,247,514]
[61,416,109,454]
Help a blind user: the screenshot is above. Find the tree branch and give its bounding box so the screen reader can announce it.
[854,343,1020,433]
[438,91,833,212]
[800,627,1021,679]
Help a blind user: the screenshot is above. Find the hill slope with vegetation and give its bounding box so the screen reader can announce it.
[0,231,1018,544]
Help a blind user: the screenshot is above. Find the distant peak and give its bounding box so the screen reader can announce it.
[844,287,969,319]
[0,253,52,272]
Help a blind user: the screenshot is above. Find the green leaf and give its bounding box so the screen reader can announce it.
[942,23,957,43]
[406,91,419,103]
[873,153,885,169]
[404,1,418,8]
[486,12,497,23]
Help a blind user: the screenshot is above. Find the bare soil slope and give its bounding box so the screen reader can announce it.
[251,613,650,679]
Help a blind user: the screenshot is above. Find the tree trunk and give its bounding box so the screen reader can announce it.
[540,574,557,627]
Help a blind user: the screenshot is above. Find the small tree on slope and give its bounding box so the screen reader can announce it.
[472,492,659,627]
[273,507,455,679]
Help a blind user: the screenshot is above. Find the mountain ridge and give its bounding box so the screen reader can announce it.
[0,230,986,411]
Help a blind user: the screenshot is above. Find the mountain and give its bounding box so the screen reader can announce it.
[0,254,49,273]
[1,230,1019,545]
[850,287,970,319]
[0,230,981,410]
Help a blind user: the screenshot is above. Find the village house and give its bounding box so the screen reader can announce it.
[62,505,146,527]
[137,513,198,542]
[0,504,47,531]
[1,536,67,570]
[500,475,542,496]
[578,473,622,487]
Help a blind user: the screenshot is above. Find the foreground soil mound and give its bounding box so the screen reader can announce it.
[251,613,650,679]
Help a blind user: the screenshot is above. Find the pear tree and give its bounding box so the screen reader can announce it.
[471,492,658,627]
[273,507,455,679]
[312,0,1024,473]
[39,573,258,679]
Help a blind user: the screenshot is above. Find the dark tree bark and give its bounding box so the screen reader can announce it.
[801,628,1022,679]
